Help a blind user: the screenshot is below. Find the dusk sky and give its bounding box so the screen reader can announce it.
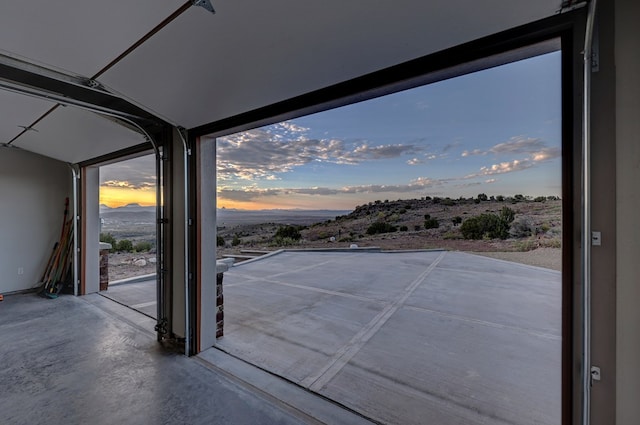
[101,51,561,211]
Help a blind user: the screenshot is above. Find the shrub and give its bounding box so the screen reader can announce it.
[477,193,488,201]
[414,225,421,231]
[216,235,225,247]
[510,217,534,238]
[452,216,462,226]
[424,217,439,229]
[500,206,515,224]
[115,239,133,252]
[442,198,455,206]
[460,210,513,240]
[232,234,241,246]
[100,232,117,246]
[133,241,153,252]
[270,237,299,247]
[274,225,302,240]
[366,221,397,235]
[399,225,408,232]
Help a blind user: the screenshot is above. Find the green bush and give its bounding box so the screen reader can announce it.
[274,225,302,240]
[270,236,299,247]
[100,233,117,252]
[366,221,397,235]
[500,206,515,224]
[115,239,133,252]
[133,241,153,252]
[232,234,241,246]
[452,216,462,226]
[460,208,515,240]
[100,232,117,246]
[424,218,439,229]
[399,225,408,232]
[216,235,225,247]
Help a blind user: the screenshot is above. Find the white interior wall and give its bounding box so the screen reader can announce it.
[615,0,640,423]
[0,148,69,293]
[81,166,100,294]
[197,138,217,351]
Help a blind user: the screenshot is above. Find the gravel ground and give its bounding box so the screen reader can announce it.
[107,252,157,282]
[468,247,562,271]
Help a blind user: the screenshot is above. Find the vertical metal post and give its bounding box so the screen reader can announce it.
[582,1,598,424]
[71,165,80,296]
[177,128,191,356]
[150,137,165,341]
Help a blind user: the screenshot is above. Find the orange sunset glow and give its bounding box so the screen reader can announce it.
[100,186,156,208]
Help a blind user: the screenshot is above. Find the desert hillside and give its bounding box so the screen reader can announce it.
[217,195,563,270]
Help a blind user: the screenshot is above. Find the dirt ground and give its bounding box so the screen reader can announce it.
[107,252,157,282]
[469,248,561,271]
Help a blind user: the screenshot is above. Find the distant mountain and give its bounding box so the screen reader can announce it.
[216,208,350,226]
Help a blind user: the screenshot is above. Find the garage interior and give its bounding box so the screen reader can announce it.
[0,1,638,424]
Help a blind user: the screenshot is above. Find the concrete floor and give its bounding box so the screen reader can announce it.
[212,250,562,425]
[0,292,370,425]
[101,278,157,318]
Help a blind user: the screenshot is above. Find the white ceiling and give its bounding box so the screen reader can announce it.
[0,0,562,163]
[0,0,183,76]
[14,107,146,164]
[0,90,56,143]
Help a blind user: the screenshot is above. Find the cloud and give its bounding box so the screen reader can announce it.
[218,176,448,202]
[101,180,155,190]
[465,159,535,179]
[442,142,460,153]
[339,143,423,162]
[462,136,556,158]
[485,178,497,184]
[100,154,156,190]
[407,158,424,165]
[455,182,482,188]
[217,122,423,181]
[460,136,560,180]
[530,146,561,161]
[461,149,485,157]
[489,136,546,155]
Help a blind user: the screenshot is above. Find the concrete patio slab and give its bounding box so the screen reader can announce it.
[100,279,157,318]
[212,250,562,425]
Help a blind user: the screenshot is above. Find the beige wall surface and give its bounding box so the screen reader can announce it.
[0,148,70,293]
[81,166,100,294]
[615,0,640,424]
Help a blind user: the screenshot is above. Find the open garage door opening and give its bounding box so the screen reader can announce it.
[97,153,159,319]
[206,42,565,425]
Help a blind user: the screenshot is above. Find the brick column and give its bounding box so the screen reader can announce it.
[99,242,112,291]
[216,273,224,338]
[215,258,234,338]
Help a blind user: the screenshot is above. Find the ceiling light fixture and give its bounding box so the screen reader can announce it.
[192,0,215,14]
